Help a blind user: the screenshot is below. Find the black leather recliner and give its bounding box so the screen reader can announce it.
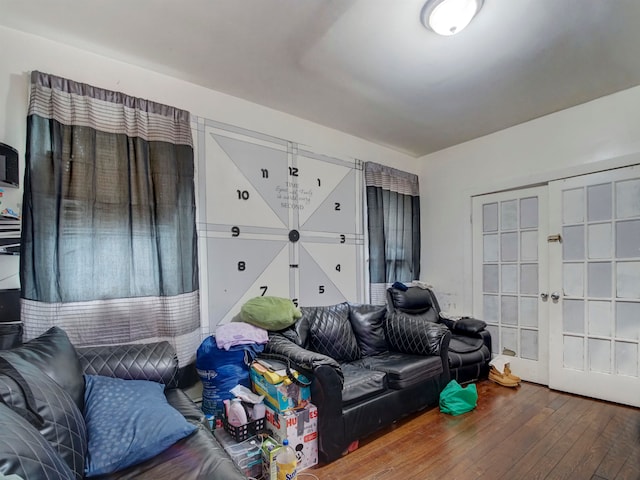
[386,286,491,384]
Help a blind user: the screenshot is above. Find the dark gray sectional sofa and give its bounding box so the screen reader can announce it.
[0,327,246,480]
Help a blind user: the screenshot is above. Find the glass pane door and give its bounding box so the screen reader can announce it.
[549,165,640,407]
[473,186,549,384]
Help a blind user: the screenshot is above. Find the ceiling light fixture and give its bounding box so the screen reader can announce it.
[421,0,484,36]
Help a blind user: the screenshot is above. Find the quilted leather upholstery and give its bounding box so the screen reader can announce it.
[387,286,492,384]
[77,342,179,388]
[0,403,76,480]
[305,303,361,362]
[0,355,87,480]
[385,311,450,356]
[0,326,85,409]
[0,328,247,480]
[265,333,343,382]
[348,303,388,356]
[264,301,451,464]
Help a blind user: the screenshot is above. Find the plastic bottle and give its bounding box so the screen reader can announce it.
[276,439,297,480]
[227,398,248,427]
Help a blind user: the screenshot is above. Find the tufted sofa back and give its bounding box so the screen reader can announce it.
[290,303,388,362]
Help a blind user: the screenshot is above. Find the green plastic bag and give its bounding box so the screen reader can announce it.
[439,379,478,416]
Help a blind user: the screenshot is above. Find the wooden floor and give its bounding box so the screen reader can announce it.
[308,381,640,480]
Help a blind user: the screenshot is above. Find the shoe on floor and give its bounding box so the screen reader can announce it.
[489,367,520,387]
[504,364,521,383]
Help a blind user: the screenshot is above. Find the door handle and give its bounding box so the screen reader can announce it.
[540,293,549,301]
[550,291,561,301]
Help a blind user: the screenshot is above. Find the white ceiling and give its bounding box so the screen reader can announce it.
[2,0,640,158]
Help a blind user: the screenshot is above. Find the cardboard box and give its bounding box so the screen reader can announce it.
[250,365,311,412]
[264,403,318,472]
[260,436,282,480]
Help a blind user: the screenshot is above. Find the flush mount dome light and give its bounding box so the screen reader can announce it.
[421,0,484,36]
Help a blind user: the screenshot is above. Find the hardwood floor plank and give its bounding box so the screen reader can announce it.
[504,395,600,480]
[546,401,615,480]
[309,381,640,480]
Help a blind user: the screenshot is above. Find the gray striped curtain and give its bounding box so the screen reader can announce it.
[20,71,200,368]
[365,162,420,305]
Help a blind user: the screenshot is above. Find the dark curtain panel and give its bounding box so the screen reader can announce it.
[365,162,420,304]
[20,71,200,366]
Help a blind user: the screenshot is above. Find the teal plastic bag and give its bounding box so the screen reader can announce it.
[439,379,478,415]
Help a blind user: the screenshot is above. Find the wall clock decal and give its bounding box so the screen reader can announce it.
[193,118,365,330]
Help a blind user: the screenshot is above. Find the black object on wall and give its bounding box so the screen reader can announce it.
[0,288,22,349]
[0,288,20,322]
[0,143,19,187]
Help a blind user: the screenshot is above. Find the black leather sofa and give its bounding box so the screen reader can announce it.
[0,326,246,480]
[386,286,492,384]
[263,302,451,464]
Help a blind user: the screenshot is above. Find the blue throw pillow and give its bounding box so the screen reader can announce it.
[83,375,197,477]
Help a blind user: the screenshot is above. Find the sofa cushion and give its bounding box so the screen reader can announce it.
[306,303,361,363]
[83,374,197,477]
[0,355,87,480]
[353,352,443,389]
[0,326,85,410]
[340,363,387,406]
[0,403,76,480]
[348,304,388,357]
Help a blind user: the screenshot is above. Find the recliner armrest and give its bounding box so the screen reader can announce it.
[440,316,487,335]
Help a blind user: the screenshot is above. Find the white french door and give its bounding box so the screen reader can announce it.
[548,165,640,407]
[473,165,640,407]
[472,186,549,385]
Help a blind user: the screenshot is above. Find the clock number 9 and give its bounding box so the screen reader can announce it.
[231,226,240,237]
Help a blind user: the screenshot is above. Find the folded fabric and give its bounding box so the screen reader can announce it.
[391,281,408,291]
[215,321,269,350]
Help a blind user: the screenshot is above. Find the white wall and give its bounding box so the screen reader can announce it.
[419,86,640,313]
[0,25,416,291]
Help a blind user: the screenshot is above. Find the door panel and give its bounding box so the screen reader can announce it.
[473,186,549,384]
[548,165,640,407]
